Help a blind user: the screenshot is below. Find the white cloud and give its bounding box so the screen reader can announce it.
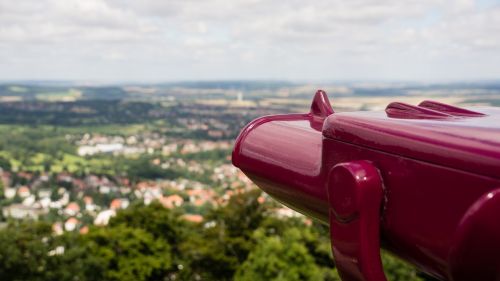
[0,0,499,81]
[0,0,157,43]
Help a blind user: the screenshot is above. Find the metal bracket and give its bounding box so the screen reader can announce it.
[327,161,387,281]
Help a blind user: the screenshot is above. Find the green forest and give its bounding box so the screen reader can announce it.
[0,191,432,281]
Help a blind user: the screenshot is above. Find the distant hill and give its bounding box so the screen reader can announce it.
[1,81,500,102]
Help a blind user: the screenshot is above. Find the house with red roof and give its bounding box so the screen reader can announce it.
[64,202,80,216]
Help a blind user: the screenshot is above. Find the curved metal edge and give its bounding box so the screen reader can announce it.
[448,188,500,281]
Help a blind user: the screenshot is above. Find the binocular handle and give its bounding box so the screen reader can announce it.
[327,161,387,281]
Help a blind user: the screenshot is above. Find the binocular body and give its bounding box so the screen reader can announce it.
[232,91,500,281]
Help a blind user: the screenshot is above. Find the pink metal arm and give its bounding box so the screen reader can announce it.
[327,161,387,281]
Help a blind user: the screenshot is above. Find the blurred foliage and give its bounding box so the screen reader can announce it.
[235,228,323,281]
[0,190,432,281]
[83,225,172,281]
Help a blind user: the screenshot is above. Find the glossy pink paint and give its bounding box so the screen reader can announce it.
[328,161,386,281]
[232,90,500,281]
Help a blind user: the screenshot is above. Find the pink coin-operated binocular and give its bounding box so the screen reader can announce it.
[232,90,500,281]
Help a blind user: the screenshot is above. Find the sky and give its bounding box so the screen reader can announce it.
[0,0,499,82]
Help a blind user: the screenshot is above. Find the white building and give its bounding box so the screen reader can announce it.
[4,188,16,199]
[22,195,36,206]
[2,204,47,220]
[65,218,79,231]
[94,209,116,226]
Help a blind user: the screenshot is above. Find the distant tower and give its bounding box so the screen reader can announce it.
[237,92,244,102]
